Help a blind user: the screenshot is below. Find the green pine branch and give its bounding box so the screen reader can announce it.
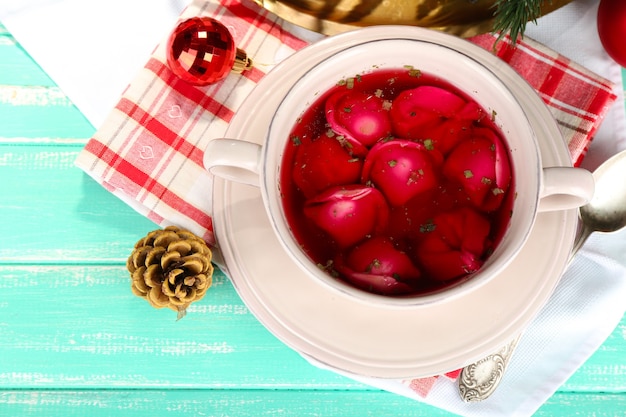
[492,0,549,45]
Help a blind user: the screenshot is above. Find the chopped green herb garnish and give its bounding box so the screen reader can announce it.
[424,139,434,150]
[336,135,353,149]
[464,170,474,178]
[403,65,422,77]
[388,160,398,167]
[291,136,302,146]
[317,259,333,271]
[420,220,436,233]
[366,258,382,272]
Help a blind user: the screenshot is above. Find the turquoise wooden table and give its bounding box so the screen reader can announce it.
[1,20,626,416]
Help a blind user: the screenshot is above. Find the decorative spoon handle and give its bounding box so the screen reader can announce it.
[458,334,521,402]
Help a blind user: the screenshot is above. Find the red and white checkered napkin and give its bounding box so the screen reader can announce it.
[75,0,617,401]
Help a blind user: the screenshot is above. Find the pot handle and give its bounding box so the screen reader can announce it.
[538,167,595,212]
[203,138,262,187]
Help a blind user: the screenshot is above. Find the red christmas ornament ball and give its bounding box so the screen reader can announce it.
[166,17,237,85]
[597,0,626,67]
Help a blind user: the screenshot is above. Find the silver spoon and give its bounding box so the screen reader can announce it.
[571,150,626,255]
[458,149,626,402]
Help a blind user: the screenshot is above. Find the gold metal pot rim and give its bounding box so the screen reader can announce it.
[254,0,573,38]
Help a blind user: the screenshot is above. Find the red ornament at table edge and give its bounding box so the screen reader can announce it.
[597,0,626,68]
[166,17,253,86]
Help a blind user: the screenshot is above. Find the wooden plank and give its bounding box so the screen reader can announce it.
[0,265,359,389]
[0,145,158,263]
[0,27,94,138]
[2,389,446,417]
[534,392,626,417]
[0,87,94,138]
[0,28,55,87]
[0,264,624,392]
[1,389,626,417]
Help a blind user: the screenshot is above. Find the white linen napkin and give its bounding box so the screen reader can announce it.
[2,1,625,416]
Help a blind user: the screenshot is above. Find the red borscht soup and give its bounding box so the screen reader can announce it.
[279,67,513,296]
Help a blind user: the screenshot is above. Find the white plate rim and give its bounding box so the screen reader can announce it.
[211,26,578,378]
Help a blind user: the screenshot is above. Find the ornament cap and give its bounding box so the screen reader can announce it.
[232,48,253,73]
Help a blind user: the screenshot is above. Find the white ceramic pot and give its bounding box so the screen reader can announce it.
[205,26,593,378]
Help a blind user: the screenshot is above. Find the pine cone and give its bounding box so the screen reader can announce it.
[127,226,213,316]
